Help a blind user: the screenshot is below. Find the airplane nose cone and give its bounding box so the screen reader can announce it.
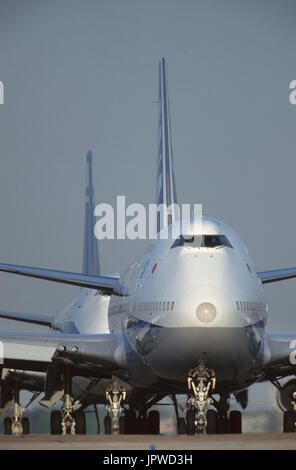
[196,302,217,323]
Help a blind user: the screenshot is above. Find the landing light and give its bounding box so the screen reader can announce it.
[196,303,217,323]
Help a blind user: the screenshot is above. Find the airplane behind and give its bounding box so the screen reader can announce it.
[0,59,296,436]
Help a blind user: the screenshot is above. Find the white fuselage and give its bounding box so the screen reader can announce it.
[52,217,268,396]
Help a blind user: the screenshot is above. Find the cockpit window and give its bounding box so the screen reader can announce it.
[170,234,233,249]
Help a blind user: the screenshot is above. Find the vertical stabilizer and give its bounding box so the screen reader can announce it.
[156,58,178,232]
[83,151,100,276]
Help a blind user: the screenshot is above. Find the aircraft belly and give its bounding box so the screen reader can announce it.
[71,376,109,404]
[129,323,264,391]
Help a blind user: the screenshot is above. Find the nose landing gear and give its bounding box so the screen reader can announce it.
[186,360,216,434]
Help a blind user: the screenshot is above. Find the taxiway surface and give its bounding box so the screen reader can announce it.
[0,433,295,450]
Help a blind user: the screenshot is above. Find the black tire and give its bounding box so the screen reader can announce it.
[136,416,148,434]
[229,410,242,434]
[125,409,137,434]
[148,410,160,434]
[50,410,62,435]
[280,379,296,411]
[3,417,12,435]
[119,416,125,434]
[283,410,296,432]
[75,409,86,435]
[104,415,111,434]
[186,409,195,435]
[177,417,186,435]
[22,417,30,435]
[206,409,218,434]
[217,417,229,434]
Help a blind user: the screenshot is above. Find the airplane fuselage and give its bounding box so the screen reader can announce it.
[53,216,268,396]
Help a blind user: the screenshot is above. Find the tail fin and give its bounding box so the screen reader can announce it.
[156,58,178,232]
[82,151,100,276]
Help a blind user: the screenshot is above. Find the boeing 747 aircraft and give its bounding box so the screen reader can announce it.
[0,59,296,436]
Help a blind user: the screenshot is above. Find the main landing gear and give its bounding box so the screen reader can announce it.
[273,378,296,432]
[2,386,40,435]
[283,396,296,433]
[105,382,126,434]
[103,386,161,435]
[49,367,86,435]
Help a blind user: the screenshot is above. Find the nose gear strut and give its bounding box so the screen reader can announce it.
[187,360,216,434]
[106,382,126,434]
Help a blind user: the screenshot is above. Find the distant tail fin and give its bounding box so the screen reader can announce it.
[156,58,178,232]
[82,151,100,276]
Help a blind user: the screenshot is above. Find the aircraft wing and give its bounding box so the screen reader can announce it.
[0,332,126,375]
[262,334,296,380]
[258,267,296,284]
[0,263,123,295]
[0,310,53,327]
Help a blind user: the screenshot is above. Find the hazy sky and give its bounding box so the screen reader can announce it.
[0,0,296,417]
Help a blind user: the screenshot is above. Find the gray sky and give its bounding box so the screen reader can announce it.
[0,0,296,419]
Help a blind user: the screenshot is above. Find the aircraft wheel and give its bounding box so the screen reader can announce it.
[283,410,296,432]
[136,415,148,434]
[3,417,12,435]
[75,409,86,434]
[206,409,218,434]
[119,416,125,434]
[229,410,242,434]
[218,416,229,434]
[50,410,62,435]
[148,410,160,434]
[186,409,195,435]
[279,379,296,411]
[177,417,186,434]
[22,417,30,435]
[104,415,111,434]
[125,409,137,434]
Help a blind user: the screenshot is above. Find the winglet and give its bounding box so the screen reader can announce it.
[82,151,100,276]
[156,58,178,232]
